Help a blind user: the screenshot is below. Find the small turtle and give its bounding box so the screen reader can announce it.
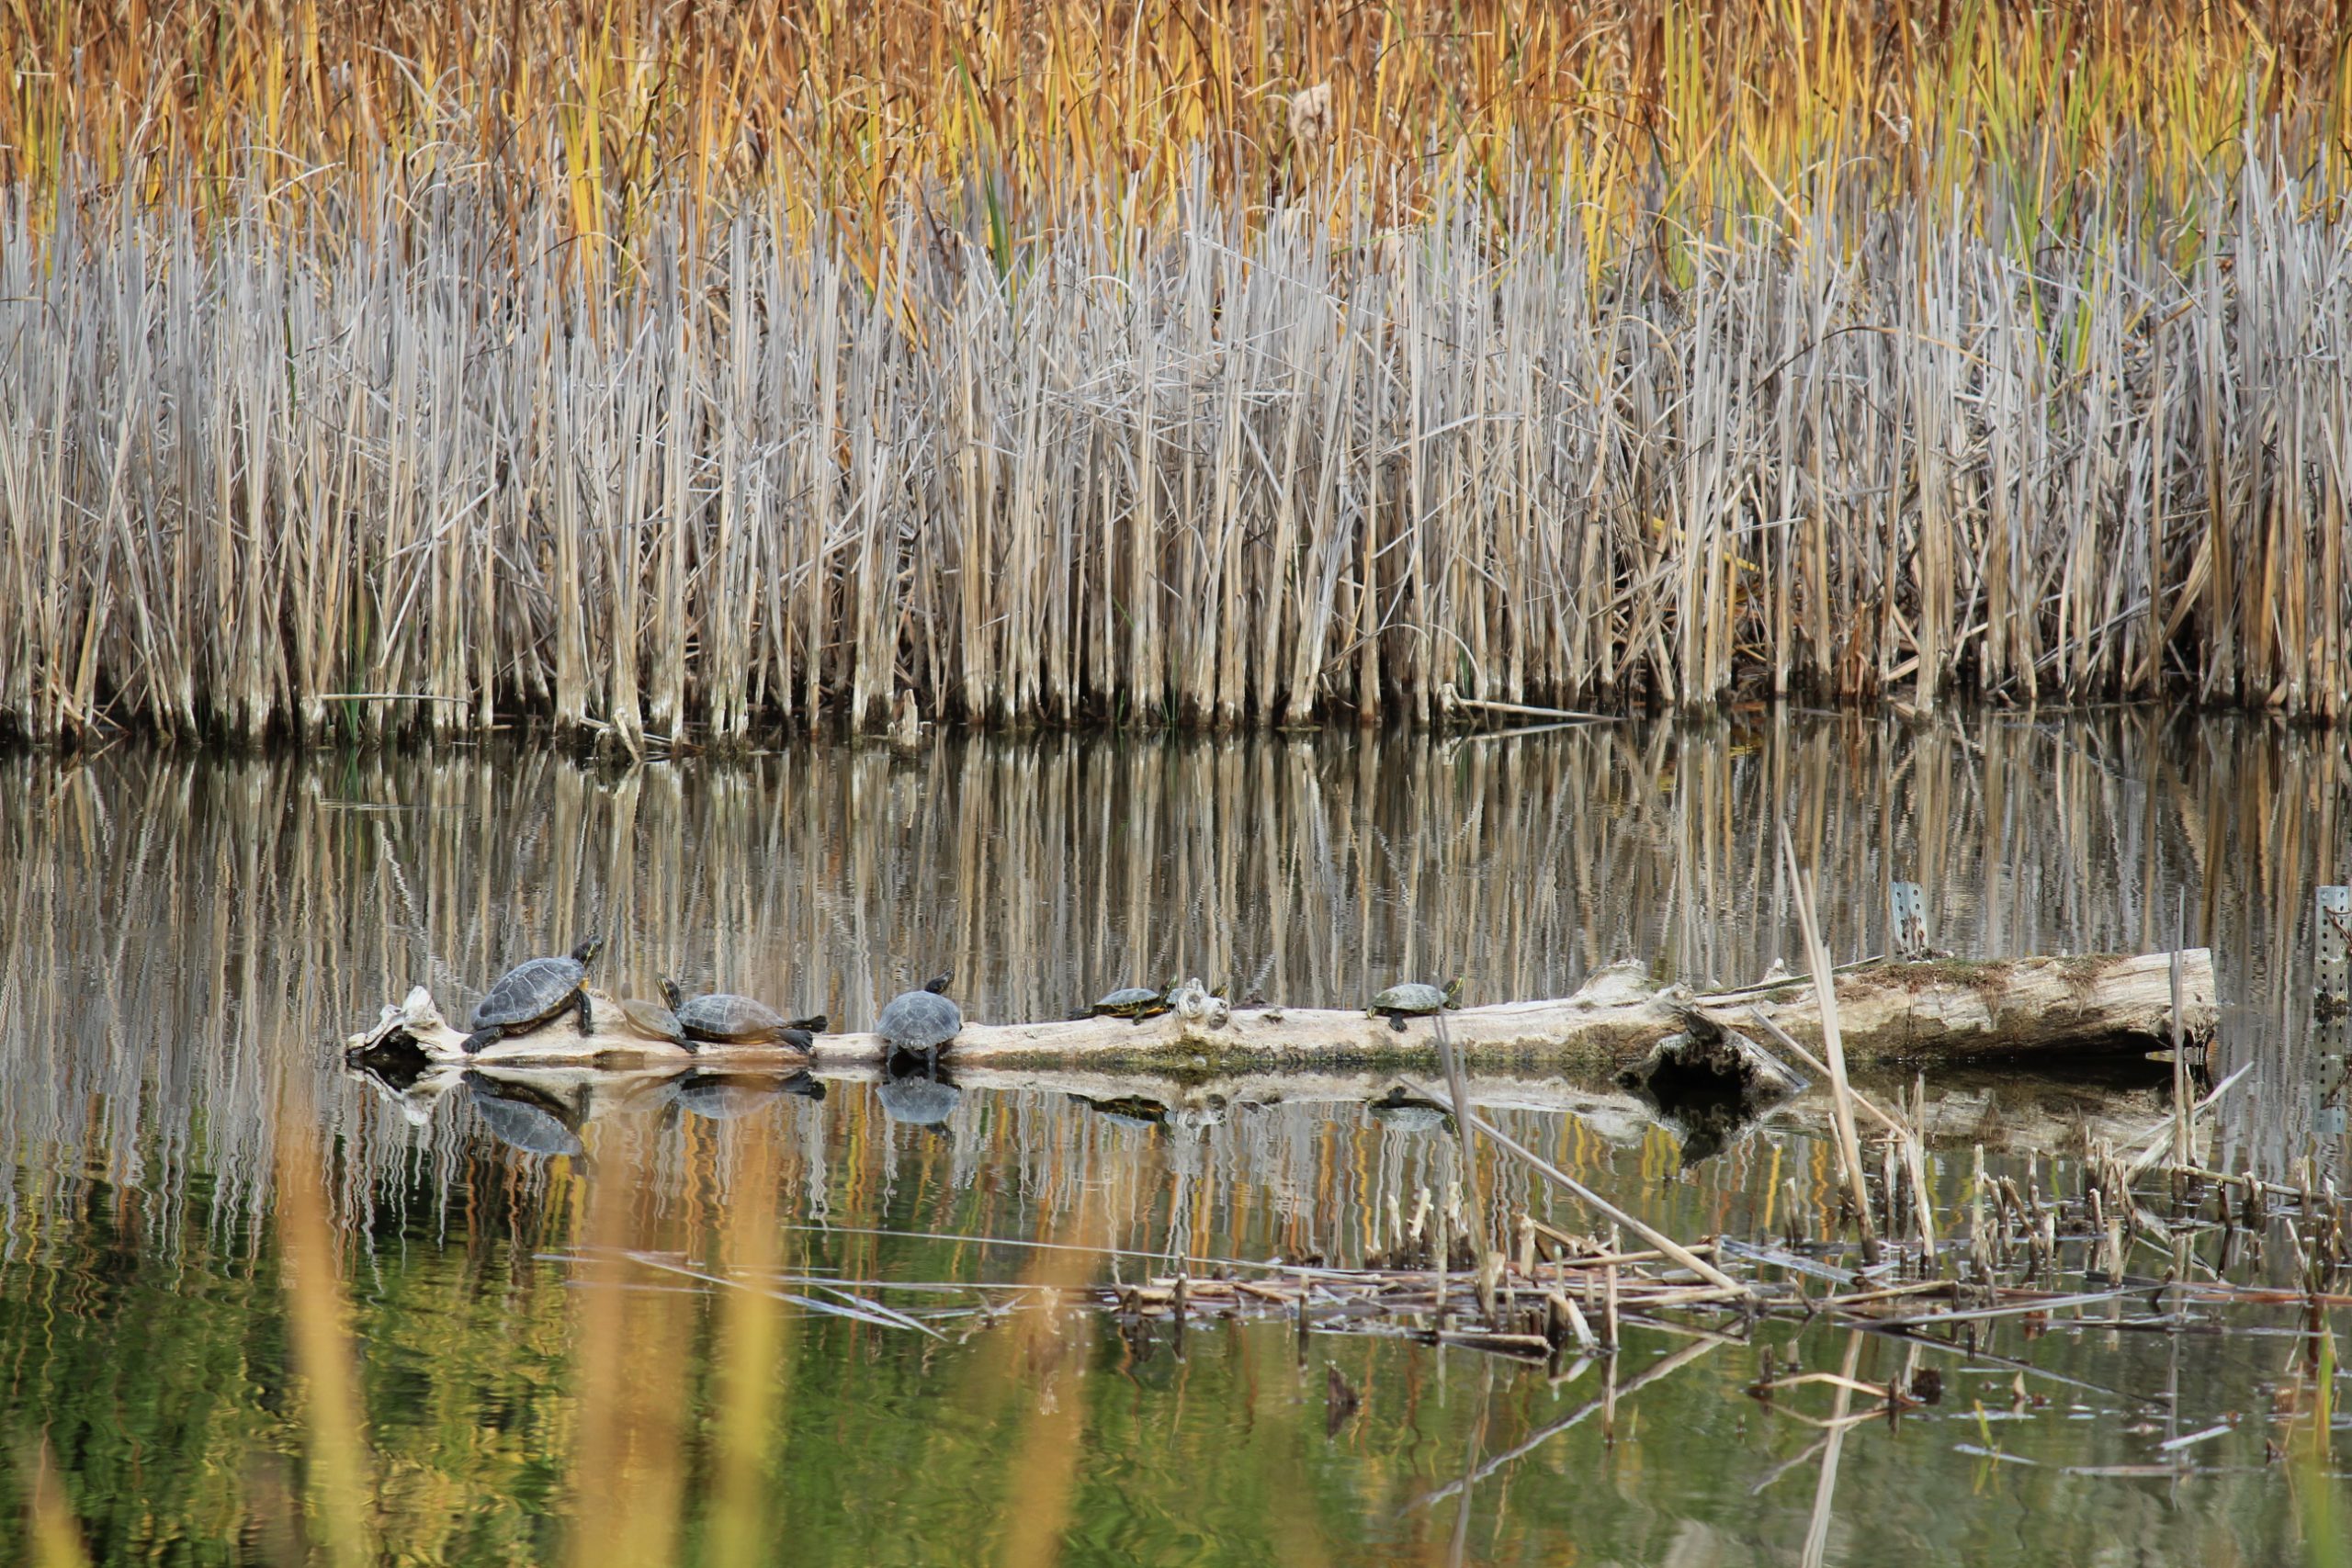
[876,973,960,1056]
[1070,982,1173,1024]
[1366,976,1464,1032]
[660,977,824,1049]
[616,995,690,1046]
[462,937,604,1054]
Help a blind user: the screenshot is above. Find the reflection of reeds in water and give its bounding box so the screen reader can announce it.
[0,715,2342,1244]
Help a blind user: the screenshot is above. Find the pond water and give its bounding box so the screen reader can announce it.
[1,712,2346,1565]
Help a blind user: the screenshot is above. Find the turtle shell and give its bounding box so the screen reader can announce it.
[1369,981,1450,1014]
[876,986,962,1050]
[618,997,689,1044]
[470,954,587,1031]
[675,990,794,1043]
[1091,985,1165,1015]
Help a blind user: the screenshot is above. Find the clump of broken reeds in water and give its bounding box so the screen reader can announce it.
[5,4,2352,743]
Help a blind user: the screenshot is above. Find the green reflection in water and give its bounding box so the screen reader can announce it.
[0,715,2347,1563]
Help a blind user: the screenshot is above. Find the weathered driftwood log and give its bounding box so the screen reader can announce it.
[346,949,2213,1073]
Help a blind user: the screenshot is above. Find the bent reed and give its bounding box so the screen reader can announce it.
[6,2,2352,743]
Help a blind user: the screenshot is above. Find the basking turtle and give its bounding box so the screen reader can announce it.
[1366,976,1463,1032]
[1070,982,1173,1024]
[462,937,604,1054]
[616,995,690,1047]
[876,973,960,1056]
[660,977,824,1049]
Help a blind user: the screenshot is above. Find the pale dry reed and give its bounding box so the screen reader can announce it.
[6,124,2352,740]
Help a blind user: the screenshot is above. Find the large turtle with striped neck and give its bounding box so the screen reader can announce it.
[462,938,604,1054]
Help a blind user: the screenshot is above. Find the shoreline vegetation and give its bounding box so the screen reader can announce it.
[6,3,2352,746]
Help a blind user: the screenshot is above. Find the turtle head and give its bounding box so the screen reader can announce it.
[571,936,605,966]
[1442,976,1464,1005]
[660,976,684,1010]
[922,972,953,996]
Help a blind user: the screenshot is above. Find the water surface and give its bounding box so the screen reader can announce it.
[2,713,2346,1563]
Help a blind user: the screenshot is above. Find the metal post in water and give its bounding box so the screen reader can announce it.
[2316,886,2351,1006]
[1889,882,1930,960]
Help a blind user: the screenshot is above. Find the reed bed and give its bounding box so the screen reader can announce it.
[6,3,2352,740]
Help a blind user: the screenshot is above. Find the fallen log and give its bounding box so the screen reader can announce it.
[345,948,2214,1073]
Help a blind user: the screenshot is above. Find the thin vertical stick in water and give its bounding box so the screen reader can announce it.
[1798,1334,1865,1568]
[2170,891,2191,1175]
[1780,825,1880,1266]
[1434,1015,1495,1302]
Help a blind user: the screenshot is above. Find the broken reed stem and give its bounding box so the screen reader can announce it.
[2169,941,2192,1174]
[1424,1091,1748,1297]
[1747,1005,1937,1265]
[1780,829,1882,1267]
[1433,1015,1496,1289]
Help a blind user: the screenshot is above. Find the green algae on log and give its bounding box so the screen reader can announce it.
[348,950,2214,1073]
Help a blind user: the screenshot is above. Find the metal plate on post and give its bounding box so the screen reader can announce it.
[2318,886,2351,1004]
[1890,882,1929,959]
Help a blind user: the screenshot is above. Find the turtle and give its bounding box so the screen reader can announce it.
[616,995,690,1046]
[1366,976,1464,1032]
[461,937,604,1054]
[660,977,825,1049]
[876,973,960,1056]
[1069,982,1173,1024]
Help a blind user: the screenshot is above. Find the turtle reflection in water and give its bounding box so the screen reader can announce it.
[1366,1088,1452,1134]
[464,1079,587,1158]
[462,937,604,1053]
[1366,976,1464,1032]
[1075,1094,1168,1131]
[876,1061,961,1128]
[667,1070,825,1121]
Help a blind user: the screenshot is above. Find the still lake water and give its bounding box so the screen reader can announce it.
[2,711,2346,1565]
